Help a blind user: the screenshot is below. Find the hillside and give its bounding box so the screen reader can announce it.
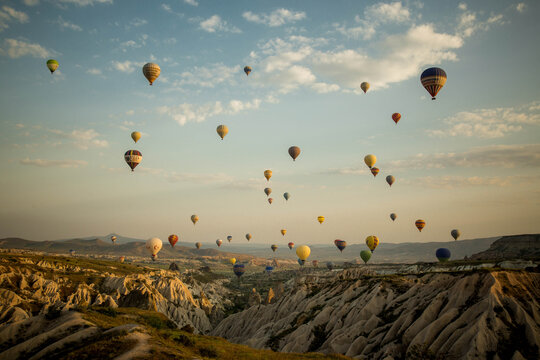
[471,234,540,260]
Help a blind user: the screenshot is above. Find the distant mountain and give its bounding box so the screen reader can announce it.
[470,234,540,260]
[0,235,509,263]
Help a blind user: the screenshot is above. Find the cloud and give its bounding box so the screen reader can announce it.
[364,1,410,23]
[1,38,51,58]
[23,0,40,6]
[243,8,306,27]
[333,21,376,40]
[86,68,102,75]
[20,158,88,168]
[49,128,109,150]
[387,144,540,170]
[184,0,198,6]
[129,18,147,27]
[58,0,113,6]
[111,60,139,73]
[199,15,241,33]
[53,16,82,31]
[428,102,540,138]
[158,98,261,125]
[456,3,504,38]
[0,6,29,31]
[516,3,526,13]
[176,63,239,88]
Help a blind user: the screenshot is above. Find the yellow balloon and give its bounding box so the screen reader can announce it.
[360,82,370,93]
[281,229,287,236]
[217,125,229,140]
[131,131,141,143]
[142,63,161,85]
[317,216,325,224]
[229,258,236,265]
[296,245,311,261]
[364,154,377,169]
[365,235,379,252]
[191,215,199,225]
[264,169,272,181]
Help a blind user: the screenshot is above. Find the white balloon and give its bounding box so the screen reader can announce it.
[145,237,163,257]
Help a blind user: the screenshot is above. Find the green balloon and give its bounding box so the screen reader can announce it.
[360,250,372,264]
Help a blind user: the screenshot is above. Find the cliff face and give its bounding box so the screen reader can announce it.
[471,234,540,260]
[0,254,231,334]
[212,269,540,360]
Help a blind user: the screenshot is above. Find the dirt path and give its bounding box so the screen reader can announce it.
[113,332,151,360]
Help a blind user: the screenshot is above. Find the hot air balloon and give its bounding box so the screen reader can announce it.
[360,250,372,264]
[392,113,401,124]
[451,229,461,241]
[284,192,291,201]
[227,235,232,243]
[296,245,310,261]
[119,256,125,263]
[131,131,141,143]
[124,150,142,171]
[326,262,334,270]
[317,216,325,224]
[264,188,272,196]
[142,63,160,85]
[288,146,301,161]
[69,249,75,256]
[280,229,287,236]
[360,82,370,93]
[364,154,376,169]
[216,239,222,247]
[370,167,379,177]
[111,235,117,244]
[229,258,236,265]
[168,234,179,247]
[245,233,252,241]
[298,258,305,266]
[191,215,199,225]
[244,66,252,76]
[415,219,426,232]
[386,175,395,187]
[268,198,273,204]
[216,125,228,140]
[46,59,59,74]
[312,260,319,268]
[436,248,451,262]
[271,244,278,252]
[264,170,272,181]
[390,213,397,222]
[366,235,379,252]
[288,242,294,250]
[195,242,201,249]
[420,67,447,100]
[265,265,273,275]
[334,239,347,252]
[233,263,245,278]
[145,237,163,260]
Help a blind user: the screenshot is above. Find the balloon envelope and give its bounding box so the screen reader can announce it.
[451,229,461,241]
[271,244,278,252]
[392,113,401,124]
[216,125,229,140]
[142,63,160,85]
[334,239,347,252]
[191,215,199,225]
[264,170,272,181]
[298,258,305,266]
[145,237,163,257]
[288,242,294,250]
[360,82,370,93]
[244,66,252,76]
[360,250,372,264]
[421,67,447,100]
[317,216,325,224]
[288,146,301,161]
[296,245,311,260]
[284,192,291,201]
[281,229,287,236]
[124,150,142,171]
[227,235,232,242]
[216,239,222,247]
[366,236,379,252]
[436,248,451,262]
[195,242,201,249]
[245,233,252,241]
[390,213,397,221]
[229,258,236,265]
[364,154,376,168]
[264,188,272,196]
[415,220,426,232]
[265,266,274,274]
[111,236,117,243]
[46,59,59,74]
[326,262,334,270]
[370,167,379,177]
[168,234,178,247]
[386,175,395,187]
[233,263,245,278]
[131,131,141,143]
[268,198,273,204]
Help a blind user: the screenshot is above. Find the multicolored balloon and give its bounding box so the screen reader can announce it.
[288,242,294,250]
[216,239,223,247]
[360,250,372,264]
[451,229,461,241]
[392,113,401,124]
[421,67,447,100]
[265,265,274,275]
[142,63,160,85]
[244,66,252,76]
[216,125,228,140]
[264,188,272,196]
[271,244,278,252]
[46,59,59,74]
[436,248,451,262]
[360,82,370,93]
[111,236,117,244]
[415,219,426,232]
[233,263,245,278]
[191,215,199,225]
[268,198,273,204]
[334,239,347,252]
[168,234,179,247]
[390,213,397,222]
[370,167,379,177]
[245,233,252,241]
[288,146,301,161]
[227,235,232,243]
[366,235,379,252]
[124,150,142,171]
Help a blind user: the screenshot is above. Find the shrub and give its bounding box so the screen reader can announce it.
[198,346,218,358]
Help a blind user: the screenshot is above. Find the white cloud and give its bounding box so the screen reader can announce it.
[129,18,147,27]
[243,8,306,27]
[20,158,88,168]
[311,82,340,93]
[428,102,540,138]
[54,16,82,31]
[176,63,239,88]
[158,98,262,125]
[364,2,410,23]
[334,21,376,40]
[516,3,526,13]
[0,6,29,31]
[199,15,241,33]
[1,38,51,58]
[23,0,40,6]
[111,60,138,73]
[184,0,198,6]
[58,0,113,6]
[86,68,102,75]
[456,4,504,38]
[49,128,109,150]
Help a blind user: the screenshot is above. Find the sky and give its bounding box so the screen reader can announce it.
[0,0,539,246]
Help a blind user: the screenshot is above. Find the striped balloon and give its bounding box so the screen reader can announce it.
[420,67,447,100]
[124,150,142,171]
[142,63,161,85]
[415,219,426,232]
